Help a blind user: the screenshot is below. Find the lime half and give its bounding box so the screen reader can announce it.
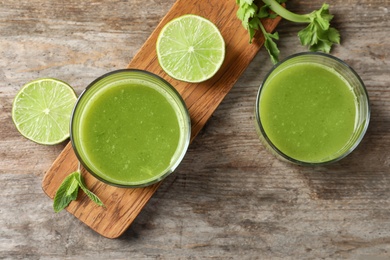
[156,14,225,83]
[12,78,77,145]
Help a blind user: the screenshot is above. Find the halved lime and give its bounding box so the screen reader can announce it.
[156,14,225,83]
[12,78,77,145]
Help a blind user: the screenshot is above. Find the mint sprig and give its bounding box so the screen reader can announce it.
[53,166,104,213]
[75,172,105,207]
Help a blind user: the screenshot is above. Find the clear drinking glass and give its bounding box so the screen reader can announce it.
[71,69,191,187]
[255,52,370,165]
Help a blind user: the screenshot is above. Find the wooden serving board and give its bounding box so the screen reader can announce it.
[42,0,282,238]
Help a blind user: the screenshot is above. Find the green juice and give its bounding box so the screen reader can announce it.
[258,62,358,163]
[71,70,190,187]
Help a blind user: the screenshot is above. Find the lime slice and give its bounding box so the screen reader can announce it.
[12,78,77,145]
[156,14,225,83]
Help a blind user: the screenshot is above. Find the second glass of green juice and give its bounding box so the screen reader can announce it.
[255,52,370,165]
[71,69,191,187]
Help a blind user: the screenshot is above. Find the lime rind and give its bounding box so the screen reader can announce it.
[12,78,77,145]
[156,14,225,83]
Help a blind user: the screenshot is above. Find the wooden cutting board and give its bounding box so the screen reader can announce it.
[42,0,282,238]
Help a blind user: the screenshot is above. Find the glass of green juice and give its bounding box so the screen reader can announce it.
[255,52,370,165]
[70,69,191,187]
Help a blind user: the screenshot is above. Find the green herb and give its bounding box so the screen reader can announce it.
[53,164,104,213]
[236,0,340,64]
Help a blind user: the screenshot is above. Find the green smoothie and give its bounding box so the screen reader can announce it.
[71,70,190,187]
[258,62,357,163]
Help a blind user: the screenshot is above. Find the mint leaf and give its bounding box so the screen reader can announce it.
[53,172,79,213]
[75,173,105,207]
[53,168,105,213]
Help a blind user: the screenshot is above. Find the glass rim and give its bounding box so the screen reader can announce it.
[70,69,191,187]
[255,52,370,166]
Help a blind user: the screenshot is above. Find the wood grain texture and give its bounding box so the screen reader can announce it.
[41,0,282,238]
[1,0,390,258]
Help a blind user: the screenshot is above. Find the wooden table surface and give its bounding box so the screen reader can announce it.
[1,0,389,259]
